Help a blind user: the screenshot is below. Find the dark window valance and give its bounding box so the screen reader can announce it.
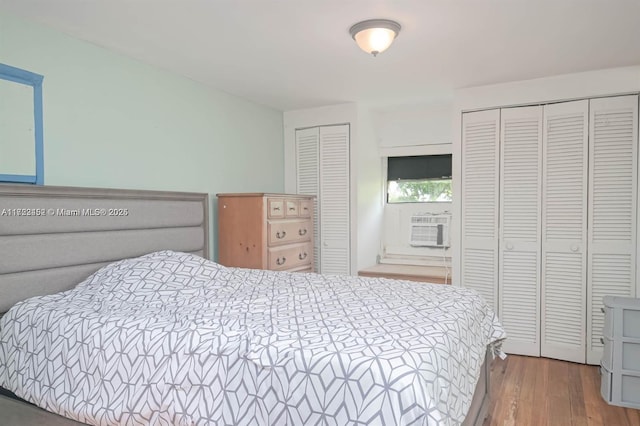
[387,154,452,181]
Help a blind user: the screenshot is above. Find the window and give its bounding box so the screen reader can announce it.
[387,154,452,203]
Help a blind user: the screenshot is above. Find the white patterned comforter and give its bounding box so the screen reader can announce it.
[0,251,505,426]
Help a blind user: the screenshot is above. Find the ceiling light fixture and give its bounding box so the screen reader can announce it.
[349,19,401,57]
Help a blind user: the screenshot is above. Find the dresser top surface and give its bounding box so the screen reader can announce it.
[216,193,315,198]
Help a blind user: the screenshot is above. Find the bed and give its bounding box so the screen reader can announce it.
[0,184,505,426]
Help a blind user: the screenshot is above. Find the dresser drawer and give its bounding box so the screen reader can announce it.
[268,220,312,246]
[268,243,312,271]
[299,200,312,217]
[267,199,284,218]
[285,200,299,217]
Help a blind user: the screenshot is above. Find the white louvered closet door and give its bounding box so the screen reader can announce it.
[499,106,543,356]
[541,100,589,363]
[296,127,321,272]
[461,109,500,309]
[319,124,350,275]
[586,95,638,365]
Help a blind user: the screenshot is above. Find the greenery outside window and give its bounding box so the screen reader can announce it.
[387,154,452,203]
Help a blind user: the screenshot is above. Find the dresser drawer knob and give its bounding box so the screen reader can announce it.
[299,252,308,260]
[289,207,296,211]
[298,228,307,236]
[276,231,287,239]
[273,206,281,211]
[276,257,286,266]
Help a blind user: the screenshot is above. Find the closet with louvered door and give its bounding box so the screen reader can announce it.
[460,95,638,365]
[295,127,321,272]
[318,125,350,274]
[541,100,589,363]
[499,106,542,357]
[461,109,500,309]
[295,124,351,275]
[587,95,638,364]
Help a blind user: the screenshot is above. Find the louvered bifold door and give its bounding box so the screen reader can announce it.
[296,127,321,272]
[461,109,500,309]
[541,100,589,363]
[586,95,638,365]
[319,124,350,275]
[499,106,543,356]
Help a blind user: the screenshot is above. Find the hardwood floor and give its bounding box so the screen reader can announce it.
[483,355,640,426]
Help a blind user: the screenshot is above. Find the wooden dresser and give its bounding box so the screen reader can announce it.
[217,193,314,272]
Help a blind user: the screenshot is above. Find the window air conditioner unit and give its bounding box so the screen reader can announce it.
[410,214,450,247]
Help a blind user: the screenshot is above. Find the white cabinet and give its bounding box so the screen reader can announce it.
[460,95,639,363]
[295,124,351,275]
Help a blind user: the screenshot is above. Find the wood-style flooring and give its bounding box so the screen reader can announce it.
[484,355,640,426]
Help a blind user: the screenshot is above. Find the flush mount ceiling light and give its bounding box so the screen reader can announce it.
[349,19,401,57]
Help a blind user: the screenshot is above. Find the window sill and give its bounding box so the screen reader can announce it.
[358,264,450,285]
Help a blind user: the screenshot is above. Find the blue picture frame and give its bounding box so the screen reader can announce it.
[0,63,44,185]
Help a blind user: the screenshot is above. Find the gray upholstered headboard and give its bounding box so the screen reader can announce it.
[0,184,209,313]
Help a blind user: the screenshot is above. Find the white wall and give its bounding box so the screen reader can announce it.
[454,66,640,111]
[355,106,383,270]
[373,102,453,151]
[452,65,640,286]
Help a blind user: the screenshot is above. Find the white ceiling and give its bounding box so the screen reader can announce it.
[2,0,640,111]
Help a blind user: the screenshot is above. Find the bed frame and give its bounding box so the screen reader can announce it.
[0,184,209,314]
[0,184,491,426]
[464,349,492,426]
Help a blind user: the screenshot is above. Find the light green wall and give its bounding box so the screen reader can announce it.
[0,12,284,259]
[0,78,35,175]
